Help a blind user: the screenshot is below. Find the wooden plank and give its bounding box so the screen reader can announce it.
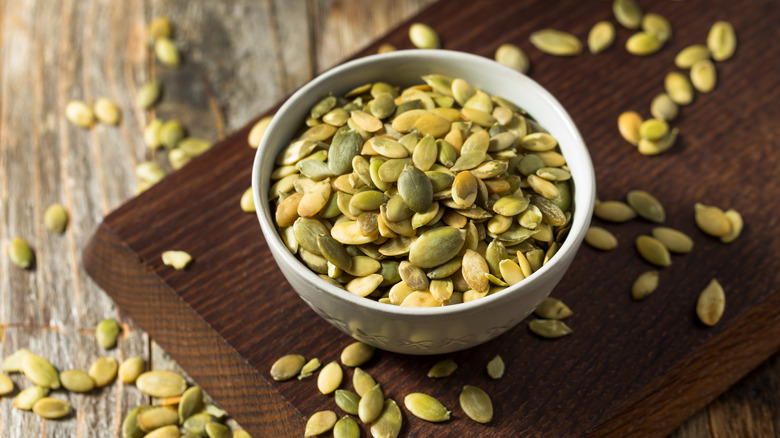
[82,0,780,436]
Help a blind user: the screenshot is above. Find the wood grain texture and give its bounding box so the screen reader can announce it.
[2,0,779,436]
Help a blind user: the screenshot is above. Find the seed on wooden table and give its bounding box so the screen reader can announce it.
[206,422,231,438]
[148,16,172,40]
[486,355,504,379]
[720,209,743,243]
[160,120,185,148]
[136,81,162,109]
[144,119,164,150]
[138,406,178,431]
[59,369,94,393]
[136,161,166,184]
[594,200,636,222]
[0,373,14,396]
[144,425,181,438]
[529,319,573,338]
[8,237,34,269]
[178,386,204,424]
[495,43,530,74]
[377,43,397,54]
[535,297,573,319]
[631,270,659,301]
[119,356,145,383]
[460,385,493,424]
[409,23,440,49]
[404,393,451,422]
[427,359,458,378]
[298,358,322,380]
[694,203,731,237]
[613,0,642,29]
[65,99,95,128]
[707,21,737,62]
[627,190,665,223]
[530,29,582,56]
[665,72,694,105]
[32,397,71,419]
[317,361,342,394]
[370,399,403,438]
[341,341,375,367]
[334,416,360,438]
[626,32,661,56]
[618,111,643,145]
[359,383,384,423]
[650,93,678,121]
[335,389,360,415]
[162,250,193,270]
[155,37,180,66]
[641,13,672,43]
[635,235,671,267]
[3,348,32,373]
[305,410,337,437]
[639,119,668,141]
[675,44,710,69]
[182,412,213,436]
[588,21,616,54]
[22,353,60,389]
[93,97,121,125]
[13,385,49,410]
[697,279,725,326]
[88,356,117,387]
[270,354,305,381]
[248,115,273,148]
[638,128,678,155]
[136,370,187,397]
[95,318,120,349]
[43,203,68,234]
[585,226,618,251]
[691,59,717,93]
[651,227,693,253]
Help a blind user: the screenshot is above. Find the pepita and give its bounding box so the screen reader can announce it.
[404,393,451,422]
[529,29,582,56]
[631,270,659,300]
[32,397,71,419]
[697,279,725,326]
[409,23,440,49]
[534,297,573,319]
[588,21,616,54]
[707,21,736,62]
[341,341,375,367]
[22,353,60,389]
[635,235,672,267]
[335,389,360,415]
[694,203,731,237]
[162,250,193,270]
[88,356,118,387]
[8,237,34,269]
[305,410,337,437]
[119,356,145,383]
[317,361,342,394]
[495,43,530,74]
[651,227,693,253]
[459,385,493,424]
[486,355,505,379]
[529,319,573,338]
[136,370,187,397]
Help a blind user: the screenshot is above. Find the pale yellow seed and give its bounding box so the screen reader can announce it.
[626,32,661,56]
[534,297,573,319]
[144,119,164,149]
[665,72,694,105]
[136,81,162,109]
[697,279,725,326]
[642,13,672,43]
[0,374,15,396]
[340,342,375,367]
[639,119,669,141]
[409,23,440,49]
[305,410,337,437]
[529,29,582,56]
[65,100,95,128]
[459,385,493,424]
[22,353,60,389]
[613,0,642,29]
[585,226,618,251]
[427,359,458,378]
[240,188,255,212]
[95,318,120,349]
[638,128,678,155]
[377,43,397,54]
[161,250,192,270]
[694,203,731,237]
[404,393,451,422]
[631,270,659,300]
[495,43,530,74]
[358,383,384,423]
[43,203,69,234]
[148,16,172,40]
[651,227,693,253]
[353,367,376,397]
[248,116,273,148]
[618,111,643,145]
[8,237,34,269]
[270,354,305,381]
[707,21,737,62]
[635,235,671,267]
[594,201,636,222]
[499,259,525,285]
[13,386,49,410]
[317,361,342,394]
[94,97,121,125]
[32,397,72,419]
[691,59,717,93]
[588,21,616,54]
[720,209,743,244]
[486,355,504,379]
[155,37,181,66]
[675,44,710,69]
[650,93,678,121]
[135,370,187,397]
[119,356,145,383]
[529,319,573,338]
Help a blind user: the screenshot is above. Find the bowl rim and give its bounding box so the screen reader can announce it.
[252,49,595,317]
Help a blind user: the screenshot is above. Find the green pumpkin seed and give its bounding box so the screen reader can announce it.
[297,357,322,380]
[155,37,180,66]
[626,32,661,56]
[136,370,187,397]
[495,43,530,74]
[635,235,671,266]
[329,130,362,175]
[720,209,743,244]
[334,416,360,438]
[96,318,120,349]
[675,44,710,69]
[404,393,451,422]
[535,297,573,319]
[529,29,582,56]
[707,21,736,61]
[651,227,693,253]
[144,119,164,149]
[452,78,476,107]
[588,21,616,54]
[311,95,337,119]
[248,115,273,148]
[270,354,305,381]
[178,386,205,424]
[593,201,636,222]
[351,367,375,398]
[409,23,440,49]
[341,342,375,367]
[334,389,360,415]
[613,0,642,29]
[183,413,215,436]
[370,399,403,438]
[161,250,193,270]
[641,13,672,43]
[122,406,146,438]
[0,373,14,396]
[305,410,337,437]
[94,97,121,125]
[691,59,717,93]
[631,270,659,300]
[529,319,573,338]
[13,385,49,410]
[639,118,669,141]
[486,355,504,379]
[159,120,185,149]
[530,195,566,226]
[359,383,384,423]
[460,385,493,424]
[627,190,665,223]
[697,279,725,326]
[462,249,490,293]
[206,422,231,438]
[638,128,678,155]
[694,203,731,237]
[88,356,117,387]
[136,81,162,109]
[427,256,463,279]
[22,353,60,389]
[32,397,71,419]
[60,369,95,393]
[119,356,145,383]
[138,406,178,432]
[428,359,458,378]
[665,72,694,105]
[8,237,34,269]
[650,93,678,121]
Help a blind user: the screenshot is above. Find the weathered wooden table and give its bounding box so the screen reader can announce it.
[1,0,777,436]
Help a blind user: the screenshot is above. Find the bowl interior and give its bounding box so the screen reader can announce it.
[253,49,595,317]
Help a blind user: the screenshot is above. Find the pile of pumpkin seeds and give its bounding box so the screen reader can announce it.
[587,189,742,325]
[268,75,575,307]
[272,341,505,436]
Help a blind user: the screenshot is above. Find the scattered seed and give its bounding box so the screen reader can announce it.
[334,389,360,415]
[427,359,458,378]
[720,209,743,244]
[305,410,337,437]
[665,72,694,105]
[694,203,731,237]
[529,29,582,56]
[135,161,166,184]
[136,81,162,109]
[136,370,187,398]
[641,13,672,43]
[377,43,397,54]
[651,227,694,253]
[409,23,440,49]
[88,357,117,387]
[691,59,717,93]
[22,353,60,389]
[650,93,678,121]
[675,44,710,69]
[626,32,661,56]
[404,393,451,422]
[486,355,505,379]
[334,416,360,438]
[495,43,530,74]
[631,270,659,301]
[44,203,69,234]
[618,111,643,145]
[635,235,671,267]
[8,237,34,269]
[119,356,145,383]
[588,21,616,54]
[627,190,665,223]
[248,115,273,148]
[317,361,343,394]
[13,385,49,410]
[32,397,71,419]
[341,341,375,367]
[353,367,376,397]
[585,226,618,251]
[707,21,737,62]
[359,383,384,423]
[613,0,642,29]
[535,297,573,319]
[594,201,637,222]
[370,399,403,438]
[65,100,95,128]
[639,119,669,141]
[459,385,493,424]
[697,279,725,326]
[148,16,172,40]
[95,318,120,349]
[529,319,573,338]
[160,120,185,149]
[0,374,14,396]
[161,250,193,270]
[270,354,305,381]
[93,97,121,125]
[155,37,181,66]
[3,348,32,373]
[637,128,678,155]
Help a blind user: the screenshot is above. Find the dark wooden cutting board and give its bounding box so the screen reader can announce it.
[82,0,780,436]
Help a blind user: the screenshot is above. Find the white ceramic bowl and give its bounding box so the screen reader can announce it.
[253,50,595,355]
